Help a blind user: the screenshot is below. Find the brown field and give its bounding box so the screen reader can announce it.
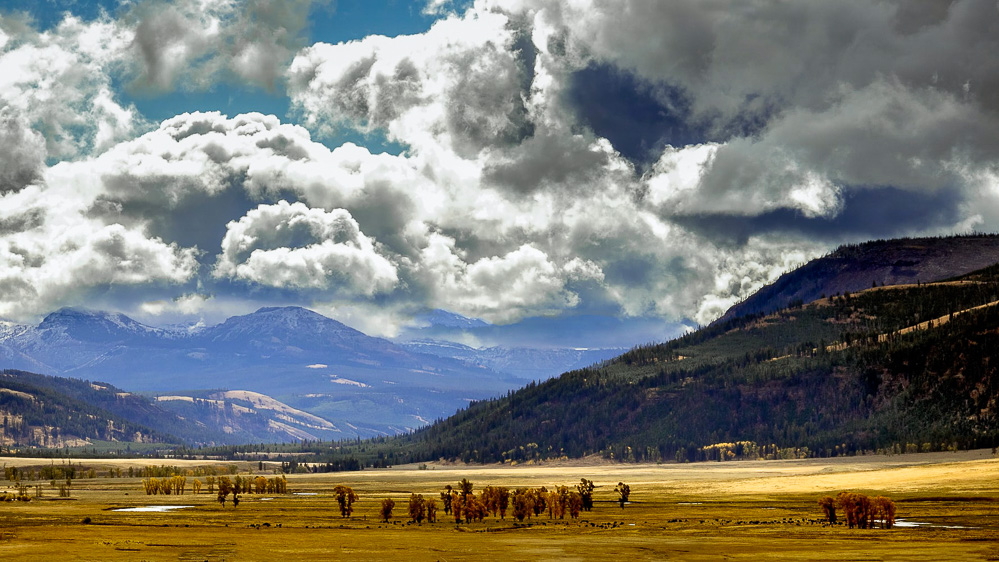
[2,450,998,560]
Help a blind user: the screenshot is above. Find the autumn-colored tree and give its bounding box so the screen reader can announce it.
[817,496,836,524]
[333,485,359,518]
[142,478,159,495]
[440,485,454,515]
[577,478,595,511]
[458,479,474,500]
[451,491,463,524]
[254,476,267,494]
[872,496,896,529]
[530,487,548,517]
[836,492,872,529]
[192,479,202,494]
[567,491,583,519]
[380,498,395,522]
[615,482,631,508]
[217,476,232,507]
[481,485,498,517]
[468,496,487,523]
[230,476,241,507]
[512,488,534,522]
[546,488,566,519]
[409,493,427,524]
[496,486,510,519]
[426,498,438,523]
[206,475,216,493]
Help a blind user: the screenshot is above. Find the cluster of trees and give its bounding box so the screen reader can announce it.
[402,494,438,523]
[818,493,896,529]
[142,475,187,495]
[141,474,287,499]
[376,478,623,525]
[0,484,33,502]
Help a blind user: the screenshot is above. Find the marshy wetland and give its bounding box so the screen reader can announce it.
[1,450,998,560]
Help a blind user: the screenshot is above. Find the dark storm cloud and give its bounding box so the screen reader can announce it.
[673,187,966,247]
[566,63,704,167]
[0,110,45,194]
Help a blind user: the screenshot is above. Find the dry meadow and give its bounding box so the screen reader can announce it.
[2,450,998,560]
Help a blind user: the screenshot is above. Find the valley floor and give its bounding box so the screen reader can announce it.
[1,450,997,560]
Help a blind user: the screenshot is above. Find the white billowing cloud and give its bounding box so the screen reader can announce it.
[0,183,198,319]
[288,8,536,157]
[215,201,398,295]
[0,14,138,161]
[416,233,580,322]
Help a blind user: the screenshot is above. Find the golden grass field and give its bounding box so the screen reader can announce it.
[2,449,998,561]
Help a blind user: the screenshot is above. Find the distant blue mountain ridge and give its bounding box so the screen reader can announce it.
[0,306,654,437]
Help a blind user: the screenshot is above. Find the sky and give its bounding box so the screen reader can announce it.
[1,0,997,344]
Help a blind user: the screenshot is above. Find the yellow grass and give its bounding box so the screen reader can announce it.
[2,450,998,560]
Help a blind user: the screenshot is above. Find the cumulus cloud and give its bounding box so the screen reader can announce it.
[288,8,537,157]
[0,183,198,319]
[126,0,324,91]
[214,200,399,295]
[0,13,138,161]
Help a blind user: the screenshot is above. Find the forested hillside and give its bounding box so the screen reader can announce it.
[257,257,999,467]
[0,370,182,449]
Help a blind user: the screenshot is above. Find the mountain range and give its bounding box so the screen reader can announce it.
[5,234,998,456]
[0,305,629,441]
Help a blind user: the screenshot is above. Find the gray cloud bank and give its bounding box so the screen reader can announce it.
[1,0,998,336]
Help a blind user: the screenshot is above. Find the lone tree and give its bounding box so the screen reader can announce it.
[408,493,426,524]
[577,478,595,511]
[380,498,395,523]
[615,482,631,508]
[333,485,359,518]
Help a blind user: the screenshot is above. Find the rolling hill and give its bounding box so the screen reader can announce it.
[0,369,366,449]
